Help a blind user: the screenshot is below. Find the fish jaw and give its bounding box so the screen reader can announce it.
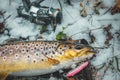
[76,47,95,59]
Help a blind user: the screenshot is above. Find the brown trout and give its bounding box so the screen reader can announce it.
[0,40,95,80]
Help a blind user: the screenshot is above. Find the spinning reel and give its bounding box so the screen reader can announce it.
[17,0,62,31]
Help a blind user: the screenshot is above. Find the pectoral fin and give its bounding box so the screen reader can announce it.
[0,72,8,80]
[48,58,60,65]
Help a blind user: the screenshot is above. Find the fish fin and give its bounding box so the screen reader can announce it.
[41,52,60,65]
[0,72,8,80]
[48,58,60,65]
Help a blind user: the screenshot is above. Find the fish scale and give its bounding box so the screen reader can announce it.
[0,40,95,80]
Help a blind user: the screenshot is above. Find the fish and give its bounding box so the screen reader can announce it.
[0,39,95,80]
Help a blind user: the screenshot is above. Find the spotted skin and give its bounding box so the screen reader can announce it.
[0,40,95,80]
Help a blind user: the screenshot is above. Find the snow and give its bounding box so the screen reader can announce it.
[7,18,39,39]
[0,34,9,43]
[102,0,115,7]
[0,0,120,80]
[92,47,113,66]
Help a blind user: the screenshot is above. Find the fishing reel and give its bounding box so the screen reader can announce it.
[17,0,62,31]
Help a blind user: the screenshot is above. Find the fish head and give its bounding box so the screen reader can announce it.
[56,42,95,63]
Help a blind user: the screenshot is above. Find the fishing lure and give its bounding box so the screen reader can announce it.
[66,61,89,77]
[0,40,95,80]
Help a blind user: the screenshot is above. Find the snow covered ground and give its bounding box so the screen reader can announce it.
[0,0,120,80]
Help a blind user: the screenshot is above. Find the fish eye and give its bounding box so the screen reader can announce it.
[80,39,88,45]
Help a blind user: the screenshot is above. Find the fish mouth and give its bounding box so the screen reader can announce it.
[76,47,95,56]
[75,47,95,61]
